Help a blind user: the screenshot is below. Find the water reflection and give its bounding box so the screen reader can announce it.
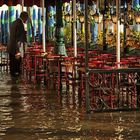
[0,78,19,136]
[0,74,140,139]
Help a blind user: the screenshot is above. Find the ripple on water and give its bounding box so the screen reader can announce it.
[0,74,140,139]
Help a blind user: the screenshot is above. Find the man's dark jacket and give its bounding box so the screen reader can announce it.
[7,18,27,55]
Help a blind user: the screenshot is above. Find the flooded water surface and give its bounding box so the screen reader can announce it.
[0,74,140,140]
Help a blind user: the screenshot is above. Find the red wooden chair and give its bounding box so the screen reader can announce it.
[22,48,48,84]
[46,54,64,90]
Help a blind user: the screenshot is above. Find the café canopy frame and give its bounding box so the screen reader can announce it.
[0,0,46,51]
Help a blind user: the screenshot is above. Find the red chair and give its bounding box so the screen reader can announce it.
[32,54,48,84]
[88,60,105,69]
[114,60,137,109]
[0,45,9,72]
[61,56,76,89]
[22,48,48,84]
[46,54,64,90]
[126,56,140,67]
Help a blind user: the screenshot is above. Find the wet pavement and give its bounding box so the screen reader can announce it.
[0,73,140,140]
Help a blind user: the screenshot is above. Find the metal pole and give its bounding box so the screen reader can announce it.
[123,1,127,55]
[103,0,107,50]
[85,0,90,113]
[116,0,120,66]
[45,2,49,42]
[73,0,77,57]
[21,0,24,12]
[55,0,67,56]
[42,0,46,52]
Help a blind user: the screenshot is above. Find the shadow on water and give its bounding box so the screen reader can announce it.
[0,74,140,139]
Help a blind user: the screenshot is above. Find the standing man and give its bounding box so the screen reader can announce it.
[7,11,29,77]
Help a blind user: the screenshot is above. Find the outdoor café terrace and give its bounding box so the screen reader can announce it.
[0,0,140,112]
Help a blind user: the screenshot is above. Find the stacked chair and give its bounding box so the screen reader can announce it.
[22,44,140,111]
[0,44,9,72]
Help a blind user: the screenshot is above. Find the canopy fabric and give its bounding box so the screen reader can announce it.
[0,0,97,7]
[0,0,41,7]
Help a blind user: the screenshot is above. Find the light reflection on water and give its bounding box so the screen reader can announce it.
[0,75,140,139]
